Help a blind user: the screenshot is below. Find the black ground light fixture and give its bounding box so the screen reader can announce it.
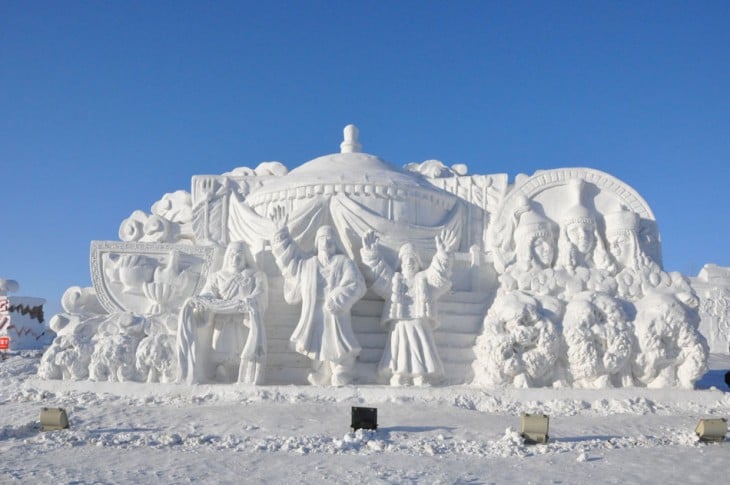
[351,406,378,431]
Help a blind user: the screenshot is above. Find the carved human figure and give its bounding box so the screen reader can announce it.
[604,207,666,301]
[177,241,268,384]
[473,291,561,388]
[360,229,456,386]
[632,292,708,389]
[556,179,616,296]
[501,204,558,296]
[270,207,366,386]
[562,294,634,388]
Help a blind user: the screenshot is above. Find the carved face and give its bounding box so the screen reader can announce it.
[224,245,248,271]
[608,232,633,267]
[316,233,336,257]
[566,222,594,254]
[400,252,421,275]
[531,236,555,268]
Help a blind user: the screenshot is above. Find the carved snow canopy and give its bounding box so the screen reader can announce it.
[488,168,662,272]
[226,151,467,268]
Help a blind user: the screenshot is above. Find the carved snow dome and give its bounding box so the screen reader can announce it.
[245,125,458,227]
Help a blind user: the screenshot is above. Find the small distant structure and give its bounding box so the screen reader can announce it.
[0,278,54,350]
[690,264,730,353]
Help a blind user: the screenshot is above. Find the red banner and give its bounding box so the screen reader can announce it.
[0,337,9,350]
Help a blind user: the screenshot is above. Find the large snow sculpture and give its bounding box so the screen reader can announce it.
[39,126,715,389]
[177,241,268,384]
[360,229,457,386]
[270,208,367,386]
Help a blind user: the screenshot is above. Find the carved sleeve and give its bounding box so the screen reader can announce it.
[270,227,304,281]
[425,249,453,293]
[327,258,367,312]
[248,271,269,315]
[360,247,394,299]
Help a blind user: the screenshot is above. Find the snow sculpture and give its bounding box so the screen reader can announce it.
[39,286,106,380]
[360,229,457,386]
[177,241,268,384]
[555,179,617,296]
[691,264,730,353]
[0,278,53,350]
[473,291,561,388]
[119,191,194,244]
[562,293,634,388]
[632,292,707,388]
[474,168,707,389]
[39,127,715,389]
[270,207,367,386]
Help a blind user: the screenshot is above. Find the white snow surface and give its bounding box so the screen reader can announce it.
[1,352,728,484]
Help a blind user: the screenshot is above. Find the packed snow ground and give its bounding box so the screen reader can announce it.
[1,353,728,484]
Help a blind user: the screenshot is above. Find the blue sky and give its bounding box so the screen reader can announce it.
[2,1,729,317]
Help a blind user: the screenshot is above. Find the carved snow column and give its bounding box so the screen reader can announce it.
[192,176,233,247]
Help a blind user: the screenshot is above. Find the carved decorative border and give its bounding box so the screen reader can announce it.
[90,241,215,314]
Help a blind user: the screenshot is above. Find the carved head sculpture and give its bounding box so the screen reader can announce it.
[604,207,651,271]
[397,243,424,277]
[514,205,557,270]
[222,241,250,272]
[315,225,338,257]
[557,179,613,272]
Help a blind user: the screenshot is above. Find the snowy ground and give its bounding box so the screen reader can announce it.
[1,353,728,484]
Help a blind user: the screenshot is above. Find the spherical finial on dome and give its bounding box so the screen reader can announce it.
[340,124,362,153]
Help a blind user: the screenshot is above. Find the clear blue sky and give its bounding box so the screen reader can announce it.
[2,1,729,318]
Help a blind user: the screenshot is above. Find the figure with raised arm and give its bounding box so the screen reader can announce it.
[269,207,366,386]
[360,229,457,386]
[177,241,268,384]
